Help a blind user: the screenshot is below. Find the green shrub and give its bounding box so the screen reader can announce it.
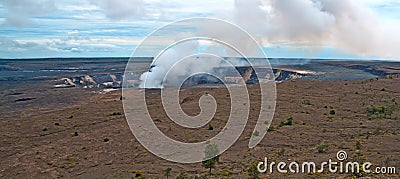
[303,99,312,105]
[246,162,260,179]
[316,143,330,153]
[208,124,214,130]
[111,112,122,116]
[130,170,144,178]
[252,130,260,137]
[70,132,78,137]
[164,167,172,179]
[176,172,187,179]
[366,106,393,119]
[279,117,294,127]
[217,169,230,178]
[268,126,276,132]
[355,141,362,150]
[278,148,285,156]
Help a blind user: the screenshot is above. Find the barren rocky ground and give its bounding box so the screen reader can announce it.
[0,74,399,178]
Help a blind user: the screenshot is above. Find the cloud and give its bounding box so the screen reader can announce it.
[0,37,39,52]
[0,36,119,56]
[45,37,120,53]
[87,0,145,20]
[233,0,400,59]
[1,0,399,59]
[0,0,56,27]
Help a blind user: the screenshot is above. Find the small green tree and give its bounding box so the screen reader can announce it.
[202,143,220,175]
[164,167,172,179]
[202,157,219,175]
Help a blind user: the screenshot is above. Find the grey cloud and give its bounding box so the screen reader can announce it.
[0,36,118,56]
[0,0,56,27]
[0,37,39,51]
[87,0,145,20]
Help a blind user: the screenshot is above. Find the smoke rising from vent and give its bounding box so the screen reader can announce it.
[139,40,198,88]
[139,38,250,88]
[139,40,217,88]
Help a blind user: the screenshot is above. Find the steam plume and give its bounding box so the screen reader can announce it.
[234,0,400,59]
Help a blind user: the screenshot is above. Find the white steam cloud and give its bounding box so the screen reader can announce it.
[140,40,199,88]
[234,0,400,59]
[139,39,236,88]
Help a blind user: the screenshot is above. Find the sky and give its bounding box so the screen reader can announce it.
[0,0,399,60]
